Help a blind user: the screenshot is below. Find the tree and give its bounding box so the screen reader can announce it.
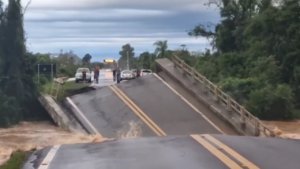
[0,0,45,127]
[82,53,92,65]
[138,52,152,69]
[153,40,168,58]
[185,0,300,119]
[118,43,135,69]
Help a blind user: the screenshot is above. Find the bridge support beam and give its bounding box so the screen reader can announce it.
[214,86,219,102]
[226,95,232,112]
[191,69,196,84]
[254,117,260,136]
[172,55,177,68]
[181,60,186,76]
[240,107,246,129]
[203,77,207,93]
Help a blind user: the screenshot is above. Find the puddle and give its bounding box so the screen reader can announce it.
[0,121,142,165]
[262,120,300,139]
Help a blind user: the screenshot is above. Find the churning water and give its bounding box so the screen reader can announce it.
[0,121,142,165]
[0,120,299,165]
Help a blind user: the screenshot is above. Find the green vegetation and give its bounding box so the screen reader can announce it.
[1,0,298,129]
[43,81,87,92]
[0,151,27,169]
[118,0,300,120]
[0,0,103,128]
[42,81,88,101]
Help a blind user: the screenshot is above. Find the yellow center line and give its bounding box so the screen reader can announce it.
[109,85,166,136]
[191,135,243,169]
[203,134,260,169]
[109,85,256,169]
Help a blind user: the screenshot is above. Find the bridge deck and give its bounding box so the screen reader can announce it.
[116,74,222,135]
[64,73,234,138]
[23,134,300,169]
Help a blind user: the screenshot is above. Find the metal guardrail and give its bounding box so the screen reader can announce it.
[172,54,276,137]
[45,77,68,99]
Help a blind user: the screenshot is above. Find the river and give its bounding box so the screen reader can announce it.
[0,121,142,165]
[262,120,300,139]
[1,120,299,165]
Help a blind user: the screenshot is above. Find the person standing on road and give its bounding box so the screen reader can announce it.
[91,68,95,82]
[82,68,87,84]
[94,66,100,84]
[137,69,141,77]
[113,68,116,81]
[115,65,121,83]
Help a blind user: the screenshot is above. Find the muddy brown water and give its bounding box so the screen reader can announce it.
[0,120,299,166]
[262,120,300,139]
[0,121,142,165]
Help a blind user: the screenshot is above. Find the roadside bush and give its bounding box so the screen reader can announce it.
[245,84,294,120]
[219,77,261,104]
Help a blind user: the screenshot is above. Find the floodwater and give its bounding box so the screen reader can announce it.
[262,120,300,139]
[0,121,142,165]
[1,120,299,166]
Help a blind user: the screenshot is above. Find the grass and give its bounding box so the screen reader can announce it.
[42,80,88,101]
[0,151,27,169]
[43,81,87,93]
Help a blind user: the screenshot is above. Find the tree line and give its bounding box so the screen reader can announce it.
[117,40,195,71]
[1,0,298,128]
[0,0,105,127]
[118,0,300,120]
[188,0,300,120]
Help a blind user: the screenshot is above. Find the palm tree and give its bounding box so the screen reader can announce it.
[153,40,168,58]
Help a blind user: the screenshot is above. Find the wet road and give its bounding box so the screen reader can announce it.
[115,74,222,135]
[24,134,300,169]
[90,70,116,87]
[65,74,227,138]
[66,86,156,138]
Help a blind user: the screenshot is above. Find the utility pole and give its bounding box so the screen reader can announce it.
[127,51,129,70]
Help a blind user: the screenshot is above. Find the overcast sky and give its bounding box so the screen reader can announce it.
[3,0,219,61]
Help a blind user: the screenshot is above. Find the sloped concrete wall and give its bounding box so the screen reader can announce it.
[38,94,85,133]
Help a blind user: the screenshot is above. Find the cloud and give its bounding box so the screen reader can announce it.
[3,0,220,60]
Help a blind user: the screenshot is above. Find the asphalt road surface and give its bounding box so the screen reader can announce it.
[64,74,236,138]
[23,134,300,169]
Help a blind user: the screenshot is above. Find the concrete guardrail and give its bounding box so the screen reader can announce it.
[172,54,276,137]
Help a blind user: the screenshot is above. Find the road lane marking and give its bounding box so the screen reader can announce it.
[203,134,259,169]
[38,145,61,169]
[153,73,224,134]
[109,85,166,136]
[66,97,102,137]
[190,135,242,169]
[110,82,254,168]
[109,86,162,136]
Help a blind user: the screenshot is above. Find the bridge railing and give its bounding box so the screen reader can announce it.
[44,77,68,100]
[172,54,276,137]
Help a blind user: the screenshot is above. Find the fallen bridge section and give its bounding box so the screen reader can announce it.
[23,134,300,169]
[63,72,238,138]
[63,85,157,138]
[155,58,255,136]
[114,74,228,135]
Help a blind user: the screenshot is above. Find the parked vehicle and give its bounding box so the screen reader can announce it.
[75,68,91,83]
[140,69,152,76]
[120,70,135,80]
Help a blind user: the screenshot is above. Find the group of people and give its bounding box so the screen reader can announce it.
[89,65,138,84]
[89,65,121,84]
